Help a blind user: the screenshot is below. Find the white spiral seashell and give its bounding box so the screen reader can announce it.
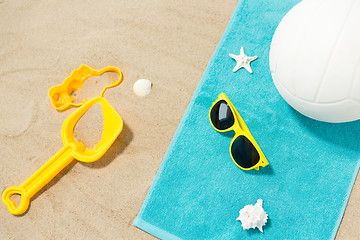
[236,199,268,232]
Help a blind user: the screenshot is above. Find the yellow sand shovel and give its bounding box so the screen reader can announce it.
[2,95,123,215]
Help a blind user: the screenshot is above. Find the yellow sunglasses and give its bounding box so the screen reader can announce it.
[209,93,269,170]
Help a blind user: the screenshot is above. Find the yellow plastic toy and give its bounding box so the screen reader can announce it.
[209,93,268,171]
[48,65,123,111]
[2,96,123,215]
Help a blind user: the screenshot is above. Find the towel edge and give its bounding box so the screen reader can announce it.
[134,217,182,240]
[133,0,245,229]
[331,160,360,240]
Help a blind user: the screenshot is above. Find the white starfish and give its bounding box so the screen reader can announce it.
[229,47,258,74]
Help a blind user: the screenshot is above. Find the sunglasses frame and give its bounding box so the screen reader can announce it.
[209,93,269,170]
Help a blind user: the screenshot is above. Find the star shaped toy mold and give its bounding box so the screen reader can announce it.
[229,47,258,74]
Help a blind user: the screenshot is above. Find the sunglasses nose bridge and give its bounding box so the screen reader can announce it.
[233,125,245,135]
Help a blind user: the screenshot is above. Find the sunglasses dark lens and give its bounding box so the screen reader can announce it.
[210,100,234,130]
[231,135,260,168]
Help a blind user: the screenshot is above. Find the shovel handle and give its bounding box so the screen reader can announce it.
[2,144,75,215]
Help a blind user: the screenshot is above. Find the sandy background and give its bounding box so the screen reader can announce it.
[0,0,359,239]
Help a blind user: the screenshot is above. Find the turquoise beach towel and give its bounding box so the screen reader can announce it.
[134,0,360,239]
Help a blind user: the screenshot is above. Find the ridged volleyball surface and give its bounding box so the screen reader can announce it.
[269,0,360,123]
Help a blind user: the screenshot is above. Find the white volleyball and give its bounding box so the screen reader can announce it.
[269,0,360,123]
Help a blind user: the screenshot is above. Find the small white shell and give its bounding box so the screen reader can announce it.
[236,199,268,232]
[133,79,152,97]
